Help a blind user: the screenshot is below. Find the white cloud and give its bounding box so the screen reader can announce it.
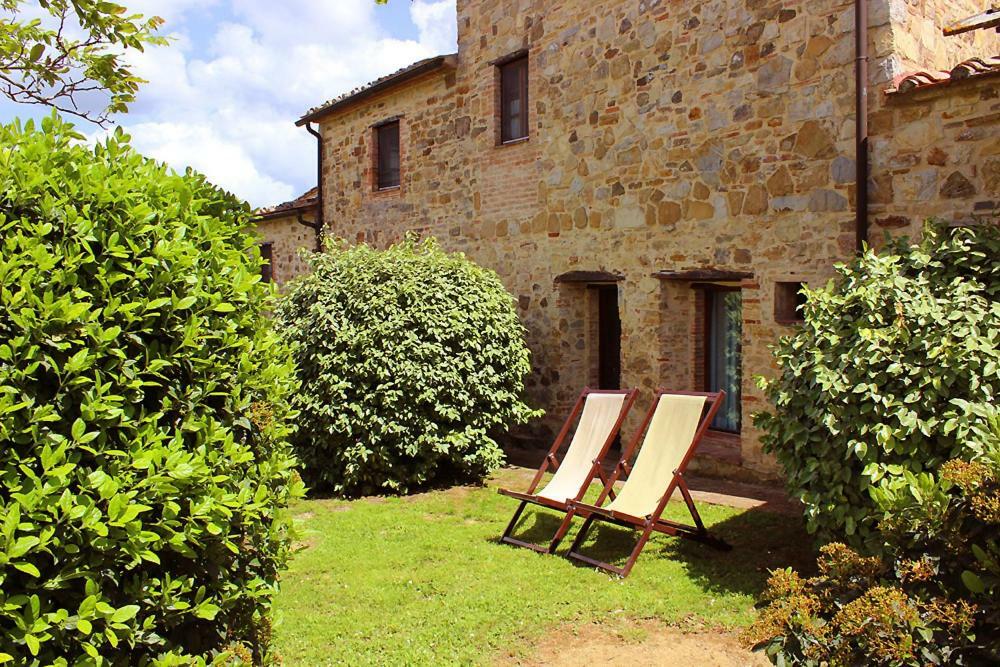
[124,121,296,205]
[102,0,458,208]
[411,1,458,54]
[124,0,220,26]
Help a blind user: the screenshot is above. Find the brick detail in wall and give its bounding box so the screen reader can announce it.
[692,289,706,393]
[257,0,1000,481]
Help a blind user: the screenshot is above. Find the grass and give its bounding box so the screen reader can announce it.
[272,467,813,665]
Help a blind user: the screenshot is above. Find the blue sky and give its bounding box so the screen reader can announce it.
[0,0,457,207]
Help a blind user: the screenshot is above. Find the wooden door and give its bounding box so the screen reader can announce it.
[596,285,621,390]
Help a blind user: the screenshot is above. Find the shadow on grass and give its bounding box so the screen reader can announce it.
[301,475,490,502]
[500,504,816,598]
[651,509,817,597]
[494,505,566,548]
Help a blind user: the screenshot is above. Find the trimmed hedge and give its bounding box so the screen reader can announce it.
[756,222,1000,548]
[0,116,302,664]
[275,237,540,496]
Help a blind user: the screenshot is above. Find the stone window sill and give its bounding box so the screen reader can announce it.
[497,136,529,148]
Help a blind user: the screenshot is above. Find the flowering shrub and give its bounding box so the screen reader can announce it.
[275,237,540,496]
[744,406,1000,665]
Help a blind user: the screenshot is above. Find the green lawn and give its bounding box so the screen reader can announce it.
[272,467,813,665]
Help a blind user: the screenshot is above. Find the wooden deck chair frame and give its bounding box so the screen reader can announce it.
[565,389,732,577]
[498,387,638,554]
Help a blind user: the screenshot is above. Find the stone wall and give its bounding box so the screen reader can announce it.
[869,1,1000,237]
[255,213,316,285]
[275,0,998,481]
[321,68,462,239]
[885,0,998,73]
[872,74,1000,233]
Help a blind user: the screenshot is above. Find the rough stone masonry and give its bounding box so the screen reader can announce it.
[258,0,999,482]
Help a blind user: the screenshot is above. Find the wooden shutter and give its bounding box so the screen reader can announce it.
[377,121,400,189]
[260,242,273,283]
[500,56,528,142]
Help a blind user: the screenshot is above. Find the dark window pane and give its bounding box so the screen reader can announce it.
[500,56,528,142]
[706,290,742,432]
[377,121,400,189]
[775,281,806,322]
[260,242,273,283]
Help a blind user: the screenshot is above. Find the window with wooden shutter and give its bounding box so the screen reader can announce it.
[499,56,528,143]
[259,242,273,283]
[774,281,807,324]
[376,121,400,189]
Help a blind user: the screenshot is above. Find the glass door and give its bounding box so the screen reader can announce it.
[705,289,742,432]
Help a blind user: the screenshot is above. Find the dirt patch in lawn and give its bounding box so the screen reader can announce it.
[497,619,768,666]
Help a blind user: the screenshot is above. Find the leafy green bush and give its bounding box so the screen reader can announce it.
[0,116,302,664]
[275,237,540,496]
[743,406,1000,665]
[756,222,1000,547]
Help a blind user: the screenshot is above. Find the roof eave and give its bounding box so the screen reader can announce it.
[295,54,457,126]
[253,201,318,222]
[886,67,1000,96]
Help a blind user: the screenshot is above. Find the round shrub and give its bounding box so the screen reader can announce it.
[0,116,302,663]
[756,222,1000,548]
[275,237,540,496]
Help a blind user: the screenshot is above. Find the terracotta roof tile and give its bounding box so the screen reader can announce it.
[255,187,318,220]
[951,55,1000,79]
[888,54,1000,94]
[297,54,457,125]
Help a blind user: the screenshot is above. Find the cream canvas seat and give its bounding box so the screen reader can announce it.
[498,388,637,554]
[566,390,731,577]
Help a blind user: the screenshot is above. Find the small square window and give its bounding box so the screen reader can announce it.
[775,281,807,323]
[259,242,273,284]
[499,55,528,143]
[375,121,400,189]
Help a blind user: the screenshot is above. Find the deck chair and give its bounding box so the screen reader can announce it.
[498,388,638,554]
[565,389,731,577]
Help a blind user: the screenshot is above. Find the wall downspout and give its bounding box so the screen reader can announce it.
[855,0,869,254]
[295,210,319,234]
[305,122,324,252]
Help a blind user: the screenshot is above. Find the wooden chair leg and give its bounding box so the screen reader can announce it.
[567,514,596,556]
[673,473,733,551]
[675,473,705,532]
[566,514,627,576]
[501,501,575,554]
[500,500,527,542]
[566,515,652,577]
[620,522,655,578]
[596,467,617,501]
[547,508,576,553]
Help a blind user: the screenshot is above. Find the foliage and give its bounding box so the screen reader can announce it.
[274,469,813,663]
[0,115,302,664]
[756,222,1000,547]
[0,0,165,125]
[743,408,1000,666]
[275,237,540,497]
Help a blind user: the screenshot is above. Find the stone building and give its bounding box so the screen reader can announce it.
[257,1,999,481]
[253,187,318,285]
